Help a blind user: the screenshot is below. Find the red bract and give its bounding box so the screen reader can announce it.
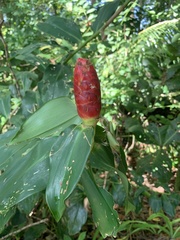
[74,58,101,126]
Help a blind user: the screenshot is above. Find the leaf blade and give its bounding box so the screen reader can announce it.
[12,97,81,143]
[37,17,82,44]
[46,125,95,221]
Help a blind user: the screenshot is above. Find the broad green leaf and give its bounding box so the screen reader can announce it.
[147,120,180,146]
[124,117,147,142]
[0,137,56,210]
[38,64,71,103]
[92,0,120,32]
[89,143,129,195]
[62,187,87,235]
[77,232,87,240]
[112,183,126,206]
[15,53,47,71]
[18,193,40,215]
[46,125,94,221]
[16,71,38,94]
[0,208,16,234]
[0,128,19,146]
[16,43,45,55]
[162,194,175,217]
[64,202,87,235]
[37,17,82,44]
[0,90,11,118]
[149,194,162,213]
[12,97,81,143]
[90,143,115,170]
[81,168,120,238]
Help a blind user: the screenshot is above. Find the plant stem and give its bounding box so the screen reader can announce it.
[0,218,49,240]
[63,0,132,64]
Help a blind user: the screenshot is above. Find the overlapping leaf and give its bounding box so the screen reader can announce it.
[92,0,120,32]
[0,137,57,210]
[81,169,120,238]
[12,97,81,143]
[46,125,94,221]
[37,17,82,44]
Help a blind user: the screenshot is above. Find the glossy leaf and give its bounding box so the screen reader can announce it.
[64,202,87,235]
[92,0,120,32]
[0,137,56,210]
[46,125,94,221]
[81,168,120,238]
[12,97,81,143]
[37,17,82,44]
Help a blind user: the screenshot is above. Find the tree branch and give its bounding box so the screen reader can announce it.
[63,0,132,64]
[0,218,49,240]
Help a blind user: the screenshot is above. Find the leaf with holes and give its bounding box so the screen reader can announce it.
[0,137,57,211]
[81,169,120,238]
[46,125,94,221]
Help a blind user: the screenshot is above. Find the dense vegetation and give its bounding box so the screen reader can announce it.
[0,0,180,239]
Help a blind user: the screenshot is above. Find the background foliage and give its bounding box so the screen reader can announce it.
[0,0,180,239]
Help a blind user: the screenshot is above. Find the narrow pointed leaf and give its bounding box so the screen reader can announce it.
[81,169,120,238]
[37,17,82,44]
[12,97,81,143]
[46,125,94,221]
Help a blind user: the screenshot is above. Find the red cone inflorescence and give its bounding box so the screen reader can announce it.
[73,58,101,126]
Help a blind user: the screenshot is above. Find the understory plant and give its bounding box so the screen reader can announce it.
[0,0,179,239]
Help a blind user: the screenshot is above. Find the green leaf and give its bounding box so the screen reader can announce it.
[0,208,16,234]
[162,195,176,217]
[77,232,87,240]
[46,125,95,221]
[64,202,87,235]
[81,169,120,238]
[18,193,40,215]
[12,97,81,143]
[0,138,56,210]
[149,194,162,213]
[90,143,115,170]
[112,183,126,206]
[147,120,180,146]
[92,0,120,32]
[0,90,11,118]
[37,16,82,44]
[38,64,71,103]
[16,43,45,55]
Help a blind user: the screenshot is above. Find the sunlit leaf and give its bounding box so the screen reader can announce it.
[12,97,81,143]
[37,17,82,44]
[92,0,120,32]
